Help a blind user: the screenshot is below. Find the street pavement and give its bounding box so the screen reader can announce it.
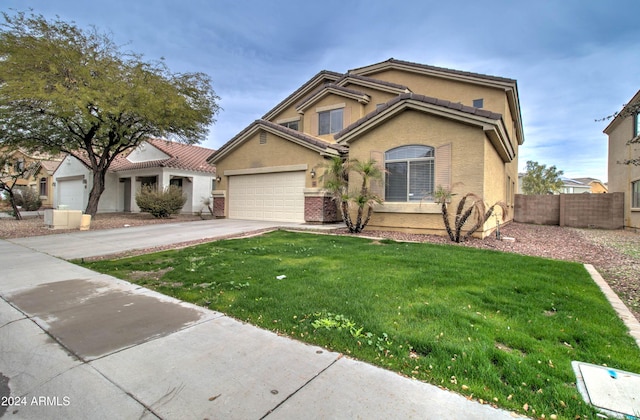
[1,219,523,419]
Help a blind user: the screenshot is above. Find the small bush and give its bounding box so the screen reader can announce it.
[135,185,186,218]
[13,187,42,211]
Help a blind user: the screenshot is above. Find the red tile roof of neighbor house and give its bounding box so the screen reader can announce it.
[73,139,216,174]
[39,159,62,174]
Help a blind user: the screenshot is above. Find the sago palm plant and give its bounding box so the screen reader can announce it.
[322,156,383,233]
[435,185,507,242]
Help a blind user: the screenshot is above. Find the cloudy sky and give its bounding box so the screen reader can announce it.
[3,0,639,182]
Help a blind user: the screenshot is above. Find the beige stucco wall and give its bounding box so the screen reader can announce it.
[270,86,400,142]
[356,68,518,145]
[607,115,640,229]
[213,129,330,216]
[346,109,509,236]
[338,84,399,117]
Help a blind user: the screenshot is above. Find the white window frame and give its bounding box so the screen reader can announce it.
[318,108,343,135]
[632,179,640,209]
[384,145,435,202]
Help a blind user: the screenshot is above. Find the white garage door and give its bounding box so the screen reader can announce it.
[229,172,305,222]
[57,179,84,210]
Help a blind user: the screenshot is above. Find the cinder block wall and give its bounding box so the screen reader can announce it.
[515,193,624,229]
[514,195,560,225]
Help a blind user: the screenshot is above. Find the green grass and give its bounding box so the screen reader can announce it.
[78,230,640,419]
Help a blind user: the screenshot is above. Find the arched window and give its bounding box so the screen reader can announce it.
[39,177,47,196]
[385,145,434,202]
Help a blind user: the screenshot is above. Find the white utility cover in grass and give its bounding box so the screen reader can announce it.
[228,171,305,223]
[572,361,640,418]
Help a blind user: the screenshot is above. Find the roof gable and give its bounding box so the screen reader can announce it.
[71,139,216,174]
[350,58,524,145]
[349,58,517,86]
[603,89,640,134]
[335,74,411,94]
[261,70,343,121]
[207,120,346,164]
[335,93,515,162]
[296,84,370,112]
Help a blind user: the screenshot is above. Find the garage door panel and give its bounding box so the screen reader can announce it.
[58,179,84,211]
[229,172,305,222]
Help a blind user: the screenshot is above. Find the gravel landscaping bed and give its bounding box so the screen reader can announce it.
[1,213,638,321]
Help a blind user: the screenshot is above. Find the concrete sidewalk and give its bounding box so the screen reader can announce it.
[1,220,522,419]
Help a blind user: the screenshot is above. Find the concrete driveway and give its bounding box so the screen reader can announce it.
[7,219,311,260]
[1,219,522,419]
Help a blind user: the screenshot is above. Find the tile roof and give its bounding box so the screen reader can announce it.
[207,119,347,162]
[336,73,411,91]
[350,58,517,84]
[258,120,348,154]
[335,92,502,140]
[39,160,62,174]
[573,177,602,184]
[261,70,343,120]
[72,139,216,174]
[296,84,370,110]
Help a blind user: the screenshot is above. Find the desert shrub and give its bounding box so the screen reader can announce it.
[13,187,42,211]
[135,185,186,218]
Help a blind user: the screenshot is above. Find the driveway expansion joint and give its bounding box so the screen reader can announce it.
[259,354,344,419]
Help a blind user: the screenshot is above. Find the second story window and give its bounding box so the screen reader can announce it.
[634,112,639,138]
[318,108,343,135]
[281,120,299,131]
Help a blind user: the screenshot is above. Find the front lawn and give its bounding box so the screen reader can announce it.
[78,230,640,419]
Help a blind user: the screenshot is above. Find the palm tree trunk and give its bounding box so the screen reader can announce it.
[361,205,375,231]
[341,200,355,232]
[441,202,454,241]
[455,206,476,242]
[354,205,364,233]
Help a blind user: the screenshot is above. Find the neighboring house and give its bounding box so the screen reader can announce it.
[1,148,62,208]
[560,178,592,194]
[53,139,216,214]
[572,177,608,194]
[517,173,606,195]
[208,58,524,237]
[604,89,640,229]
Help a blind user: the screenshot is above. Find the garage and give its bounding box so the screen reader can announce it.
[57,178,84,210]
[228,171,305,222]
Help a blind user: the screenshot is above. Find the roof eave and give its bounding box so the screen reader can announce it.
[261,71,343,121]
[208,121,340,164]
[336,99,515,162]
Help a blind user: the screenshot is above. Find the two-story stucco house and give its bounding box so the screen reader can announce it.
[605,89,640,230]
[208,59,524,237]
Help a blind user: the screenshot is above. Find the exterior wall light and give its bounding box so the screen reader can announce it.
[310,169,316,178]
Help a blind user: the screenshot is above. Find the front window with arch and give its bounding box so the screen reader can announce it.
[39,177,47,196]
[385,145,434,202]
